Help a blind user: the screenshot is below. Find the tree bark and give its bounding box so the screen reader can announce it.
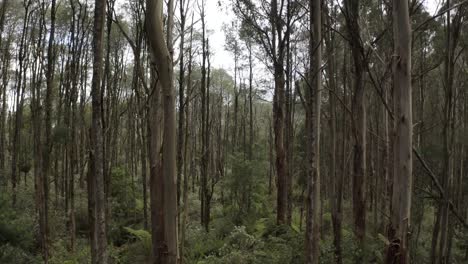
[305,0,321,262]
[326,3,342,263]
[385,0,413,262]
[343,1,367,258]
[89,0,108,261]
[146,0,179,262]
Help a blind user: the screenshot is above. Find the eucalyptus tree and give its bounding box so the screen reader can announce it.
[304,0,321,262]
[146,0,178,261]
[324,2,342,263]
[233,0,300,225]
[434,1,465,263]
[199,0,212,231]
[385,0,412,263]
[30,2,48,261]
[0,0,11,185]
[11,0,34,206]
[342,0,367,255]
[89,0,108,261]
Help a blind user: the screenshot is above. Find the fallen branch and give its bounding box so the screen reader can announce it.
[413,147,468,229]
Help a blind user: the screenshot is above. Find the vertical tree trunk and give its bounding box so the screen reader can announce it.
[337,47,349,264]
[305,0,321,262]
[180,15,194,261]
[177,0,188,212]
[146,0,178,262]
[42,2,56,252]
[326,3,341,262]
[89,0,108,261]
[274,59,287,225]
[199,1,211,231]
[31,7,47,261]
[11,0,31,206]
[385,0,412,262]
[437,1,461,262]
[269,0,288,225]
[285,0,293,225]
[248,42,254,160]
[343,1,367,257]
[0,0,9,186]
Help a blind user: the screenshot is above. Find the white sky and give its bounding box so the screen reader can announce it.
[205,0,235,69]
[425,0,442,14]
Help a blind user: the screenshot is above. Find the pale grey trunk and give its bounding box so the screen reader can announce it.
[386,0,412,263]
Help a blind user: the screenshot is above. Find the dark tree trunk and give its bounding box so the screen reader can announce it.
[89,0,108,261]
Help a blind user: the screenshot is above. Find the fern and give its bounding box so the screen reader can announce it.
[124,227,152,255]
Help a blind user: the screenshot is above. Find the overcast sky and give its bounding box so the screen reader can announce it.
[205,0,235,69]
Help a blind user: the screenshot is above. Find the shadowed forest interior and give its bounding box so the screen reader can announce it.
[0,0,467,263]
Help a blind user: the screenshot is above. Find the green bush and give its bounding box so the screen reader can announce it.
[0,194,38,263]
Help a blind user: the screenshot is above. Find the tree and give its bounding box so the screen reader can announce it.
[30,2,48,261]
[200,0,211,231]
[234,0,291,225]
[11,0,32,207]
[42,0,56,256]
[325,2,342,263]
[89,0,108,261]
[0,0,10,185]
[343,0,367,257]
[146,0,179,262]
[385,0,412,263]
[304,0,321,262]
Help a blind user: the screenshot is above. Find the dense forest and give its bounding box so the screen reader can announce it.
[0,0,467,263]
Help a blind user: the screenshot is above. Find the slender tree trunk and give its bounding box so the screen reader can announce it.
[200,2,211,231]
[11,0,31,206]
[89,0,108,261]
[343,1,367,258]
[177,0,187,213]
[248,42,254,160]
[0,0,9,187]
[305,0,321,262]
[31,8,47,261]
[437,1,460,262]
[42,1,56,253]
[325,4,342,263]
[180,15,194,261]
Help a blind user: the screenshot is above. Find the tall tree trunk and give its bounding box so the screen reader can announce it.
[180,15,194,261]
[326,3,341,262]
[437,1,461,262]
[31,7,47,261]
[305,0,321,262]
[146,0,178,262]
[0,0,9,186]
[11,0,31,206]
[274,59,287,225]
[385,0,412,262]
[200,1,211,231]
[42,1,56,253]
[177,0,187,212]
[343,1,367,258]
[269,0,288,225]
[89,0,108,261]
[248,42,254,160]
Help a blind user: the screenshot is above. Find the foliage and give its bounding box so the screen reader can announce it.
[117,227,152,264]
[0,194,38,263]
